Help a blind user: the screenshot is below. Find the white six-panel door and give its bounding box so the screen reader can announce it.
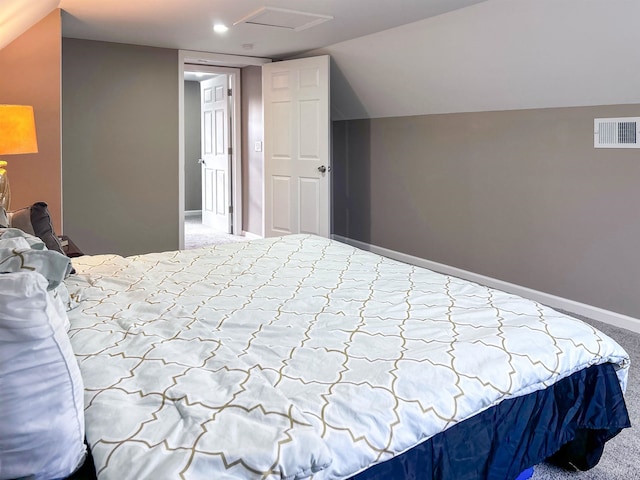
[201,75,231,232]
[263,55,330,238]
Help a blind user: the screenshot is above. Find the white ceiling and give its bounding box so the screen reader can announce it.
[312,0,640,120]
[0,0,58,50]
[8,0,633,121]
[57,0,488,59]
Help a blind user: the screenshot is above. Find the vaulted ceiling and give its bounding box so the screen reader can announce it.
[1,0,487,57]
[3,0,639,120]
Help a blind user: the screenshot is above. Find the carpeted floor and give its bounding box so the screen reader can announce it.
[184,214,249,249]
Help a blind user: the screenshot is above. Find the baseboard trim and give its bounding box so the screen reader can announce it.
[242,231,263,240]
[332,234,640,335]
[185,210,201,218]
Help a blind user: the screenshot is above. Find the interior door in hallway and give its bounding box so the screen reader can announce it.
[200,75,230,232]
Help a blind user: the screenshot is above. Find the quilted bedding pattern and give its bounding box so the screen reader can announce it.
[65,235,630,479]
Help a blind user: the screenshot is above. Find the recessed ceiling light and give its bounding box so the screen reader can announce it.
[213,24,229,33]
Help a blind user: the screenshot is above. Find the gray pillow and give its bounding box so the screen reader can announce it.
[8,202,65,255]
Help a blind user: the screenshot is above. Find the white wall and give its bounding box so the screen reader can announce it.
[310,0,640,120]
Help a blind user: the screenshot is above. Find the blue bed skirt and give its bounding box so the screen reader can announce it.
[351,362,630,480]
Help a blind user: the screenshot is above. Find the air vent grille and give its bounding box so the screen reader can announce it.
[594,117,640,148]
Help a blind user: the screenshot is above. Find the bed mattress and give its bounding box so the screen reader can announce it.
[65,234,630,479]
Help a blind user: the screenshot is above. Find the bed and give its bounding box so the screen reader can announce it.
[62,234,630,480]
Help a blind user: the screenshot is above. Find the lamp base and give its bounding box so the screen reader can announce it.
[0,160,10,211]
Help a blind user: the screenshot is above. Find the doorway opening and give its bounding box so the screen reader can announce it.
[179,63,242,249]
[183,67,240,249]
[178,51,270,249]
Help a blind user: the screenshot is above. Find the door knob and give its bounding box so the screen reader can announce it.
[317,165,327,173]
[198,158,205,165]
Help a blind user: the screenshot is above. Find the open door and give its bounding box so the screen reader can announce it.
[262,55,330,238]
[200,75,231,232]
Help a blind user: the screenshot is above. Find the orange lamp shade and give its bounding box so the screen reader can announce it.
[0,105,39,155]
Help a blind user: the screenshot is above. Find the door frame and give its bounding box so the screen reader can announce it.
[178,50,270,249]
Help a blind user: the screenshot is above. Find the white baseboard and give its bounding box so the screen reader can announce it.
[332,234,640,335]
[242,231,263,240]
[185,210,201,218]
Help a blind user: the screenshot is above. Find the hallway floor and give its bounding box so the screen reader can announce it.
[184,214,248,250]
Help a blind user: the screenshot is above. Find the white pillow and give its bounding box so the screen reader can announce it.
[0,232,71,291]
[0,271,86,480]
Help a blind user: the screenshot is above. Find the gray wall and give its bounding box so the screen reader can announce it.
[241,66,264,236]
[333,104,640,319]
[299,0,640,323]
[62,38,179,256]
[184,80,201,212]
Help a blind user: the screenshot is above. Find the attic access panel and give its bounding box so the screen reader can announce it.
[234,7,333,32]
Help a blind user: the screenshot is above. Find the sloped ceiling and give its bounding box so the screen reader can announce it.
[312,0,640,120]
[57,0,487,58]
[4,0,638,121]
[0,0,58,50]
[4,1,488,57]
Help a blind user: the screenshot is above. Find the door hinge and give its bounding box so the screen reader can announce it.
[228,205,233,214]
[228,147,232,155]
[228,88,232,96]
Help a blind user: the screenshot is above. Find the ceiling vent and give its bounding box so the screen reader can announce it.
[594,117,640,148]
[234,7,333,32]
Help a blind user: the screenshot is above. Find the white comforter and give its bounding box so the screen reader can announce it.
[66,234,629,479]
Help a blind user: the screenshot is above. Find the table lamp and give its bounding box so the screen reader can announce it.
[0,105,39,210]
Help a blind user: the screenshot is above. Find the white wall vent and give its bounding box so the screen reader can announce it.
[594,117,640,148]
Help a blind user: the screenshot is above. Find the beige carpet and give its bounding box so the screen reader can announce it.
[184,215,249,249]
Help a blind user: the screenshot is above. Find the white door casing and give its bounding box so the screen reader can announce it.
[180,51,267,249]
[263,55,330,238]
[201,75,231,232]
